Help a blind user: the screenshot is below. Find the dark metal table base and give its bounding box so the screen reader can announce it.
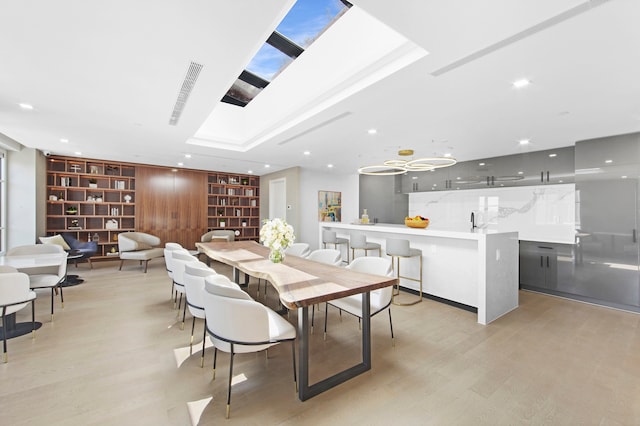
[0,313,42,339]
[297,292,371,401]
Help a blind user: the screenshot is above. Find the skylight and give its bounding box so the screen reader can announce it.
[221,0,351,107]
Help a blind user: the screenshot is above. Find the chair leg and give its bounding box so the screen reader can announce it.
[31,300,36,339]
[190,316,196,354]
[388,309,395,347]
[119,259,124,271]
[50,288,55,321]
[88,258,93,270]
[201,319,207,368]
[2,311,7,363]
[143,260,149,273]
[226,347,235,419]
[291,340,297,392]
[213,347,218,379]
[181,300,187,330]
[59,284,64,309]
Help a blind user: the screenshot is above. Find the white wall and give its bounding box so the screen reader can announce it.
[7,147,43,247]
[299,169,359,249]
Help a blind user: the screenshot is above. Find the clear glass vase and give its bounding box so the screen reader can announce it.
[269,248,285,264]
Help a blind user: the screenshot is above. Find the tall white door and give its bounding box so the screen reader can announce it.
[269,178,287,220]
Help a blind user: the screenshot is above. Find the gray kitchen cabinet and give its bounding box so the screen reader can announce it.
[401,145,575,193]
[571,132,640,311]
[519,241,574,290]
[518,146,574,186]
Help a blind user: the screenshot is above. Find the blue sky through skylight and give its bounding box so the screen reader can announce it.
[246,0,347,82]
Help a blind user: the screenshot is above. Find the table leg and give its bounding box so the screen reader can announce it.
[297,292,371,401]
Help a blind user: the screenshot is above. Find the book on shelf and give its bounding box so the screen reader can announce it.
[68,226,83,230]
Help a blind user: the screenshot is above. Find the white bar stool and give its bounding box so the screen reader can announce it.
[385,238,423,305]
[350,232,381,260]
[322,230,349,263]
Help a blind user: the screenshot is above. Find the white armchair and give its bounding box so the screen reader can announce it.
[118,232,164,273]
[200,230,235,242]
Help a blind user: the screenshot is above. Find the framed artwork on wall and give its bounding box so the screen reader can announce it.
[318,190,341,222]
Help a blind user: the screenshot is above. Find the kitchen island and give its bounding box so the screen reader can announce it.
[319,222,519,324]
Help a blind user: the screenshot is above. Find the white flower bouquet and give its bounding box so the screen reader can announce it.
[260,218,295,263]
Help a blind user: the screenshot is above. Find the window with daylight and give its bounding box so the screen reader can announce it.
[222,0,351,107]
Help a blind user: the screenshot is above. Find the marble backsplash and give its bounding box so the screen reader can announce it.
[408,184,575,244]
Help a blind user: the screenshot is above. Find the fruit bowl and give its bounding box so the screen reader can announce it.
[405,217,429,229]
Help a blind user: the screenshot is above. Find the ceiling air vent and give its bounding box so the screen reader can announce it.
[169,61,203,126]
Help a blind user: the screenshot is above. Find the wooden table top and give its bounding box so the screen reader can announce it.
[196,241,396,310]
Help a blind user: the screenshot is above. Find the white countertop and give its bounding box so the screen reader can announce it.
[320,222,518,241]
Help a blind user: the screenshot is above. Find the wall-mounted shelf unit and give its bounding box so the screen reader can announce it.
[46,156,136,258]
[207,172,260,240]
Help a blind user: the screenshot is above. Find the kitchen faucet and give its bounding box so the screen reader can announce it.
[471,211,477,229]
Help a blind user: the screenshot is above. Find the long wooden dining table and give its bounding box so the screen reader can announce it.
[196,240,397,401]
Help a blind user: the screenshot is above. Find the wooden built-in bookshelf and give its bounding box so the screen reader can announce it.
[207,172,260,240]
[46,156,136,258]
[45,156,261,259]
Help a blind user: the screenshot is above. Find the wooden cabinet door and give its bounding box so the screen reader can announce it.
[136,166,207,249]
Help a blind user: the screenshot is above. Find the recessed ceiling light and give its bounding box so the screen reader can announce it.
[19,103,34,110]
[518,171,524,175]
[519,139,530,145]
[444,153,452,157]
[171,168,178,172]
[367,129,377,135]
[412,176,418,180]
[605,159,613,164]
[549,153,557,158]
[265,164,270,168]
[74,151,82,156]
[60,138,69,143]
[303,151,310,156]
[177,162,184,166]
[184,154,191,159]
[248,170,253,174]
[456,177,461,180]
[479,162,485,166]
[512,79,531,88]
[622,175,628,179]
[327,164,334,168]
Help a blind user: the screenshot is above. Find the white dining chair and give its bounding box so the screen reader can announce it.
[7,244,67,321]
[183,261,217,367]
[171,251,199,329]
[324,257,395,345]
[164,242,183,298]
[0,272,37,363]
[203,275,296,419]
[285,243,311,258]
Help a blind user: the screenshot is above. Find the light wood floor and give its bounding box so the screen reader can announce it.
[1,259,639,425]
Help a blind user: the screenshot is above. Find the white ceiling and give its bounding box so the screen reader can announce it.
[1,0,639,176]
